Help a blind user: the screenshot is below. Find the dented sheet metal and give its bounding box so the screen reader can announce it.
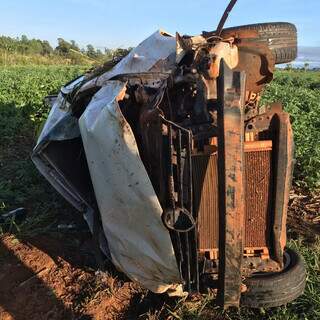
[79,81,181,293]
[209,42,238,78]
[36,75,85,144]
[36,93,70,143]
[32,30,182,295]
[80,30,176,91]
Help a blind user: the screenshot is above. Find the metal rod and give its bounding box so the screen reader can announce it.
[216,0,238,36]
[166,120,184,276]
[168,123,176,225]
[187,131,193,216]
[177,130,183,208]
[174,232,184,276]
[160,116,190,134]
[175,127,184,276]
[187,130,199,291]
[192,230,200,291]
[162,116,199,292]
[184,232,191,292]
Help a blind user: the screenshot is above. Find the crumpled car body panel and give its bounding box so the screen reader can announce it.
[32,30,182,294]
[80,30,176,92]
[79,81,181,292]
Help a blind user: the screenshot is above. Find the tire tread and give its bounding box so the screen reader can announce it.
[222,22,297,64]
[241,248,306,308]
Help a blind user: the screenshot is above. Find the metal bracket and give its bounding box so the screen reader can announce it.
[216,60,246,308]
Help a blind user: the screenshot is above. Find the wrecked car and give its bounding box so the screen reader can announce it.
[32,0,306,309]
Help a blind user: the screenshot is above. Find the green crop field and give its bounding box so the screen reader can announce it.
[0,66,319,319]
[0,66,87,232]
[262,71,320,190]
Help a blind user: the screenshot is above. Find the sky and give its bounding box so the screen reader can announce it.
[0,0,319,49]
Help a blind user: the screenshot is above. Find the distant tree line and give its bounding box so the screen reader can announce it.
[0,34,131,64]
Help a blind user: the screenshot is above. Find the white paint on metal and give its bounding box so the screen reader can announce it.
[79,80,181,293]
[80,30,176,91]
[36,93,67,143]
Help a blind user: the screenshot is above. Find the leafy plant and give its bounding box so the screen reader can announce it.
[262,70,320,190]
[0,65,86,230]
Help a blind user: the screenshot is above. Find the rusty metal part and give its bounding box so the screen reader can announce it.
[216,61,246,308]
[270,112,294,267]
[245,102,283,133]
[203,28,259,43]
[194,141,273,252]
[244,92,260,120]
[243,247,269,259]
[242,255,281,276]
[193,152,219,251]
[235,41,275,93]
[245,143,272,247]
[201,77,218,100]
[140,111,166,202]
[138,86,168,205]
[244,140,272,151]
[203,27,275,95]
[216,0,239,36]
[160,116,200,293]
[208,41,239,79]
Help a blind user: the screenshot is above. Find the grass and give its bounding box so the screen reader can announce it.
[0,66,319,319]
[0,50,95,66]
[0,65,87,233]
[261,70,320,189]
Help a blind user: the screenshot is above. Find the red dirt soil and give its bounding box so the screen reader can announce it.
[0,234,146,320]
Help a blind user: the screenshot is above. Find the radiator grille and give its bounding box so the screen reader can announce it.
[193,142,272,251]
[244,150,272,247]
[193,154,219,250]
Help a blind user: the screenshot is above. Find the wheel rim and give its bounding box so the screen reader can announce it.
[249,250,291,277]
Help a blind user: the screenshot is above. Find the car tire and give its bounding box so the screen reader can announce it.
[241,248,306,308]
[221,22,297,64]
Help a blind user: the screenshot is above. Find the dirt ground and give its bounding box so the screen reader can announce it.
[0,232,152,320]
[0,190,319,320]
